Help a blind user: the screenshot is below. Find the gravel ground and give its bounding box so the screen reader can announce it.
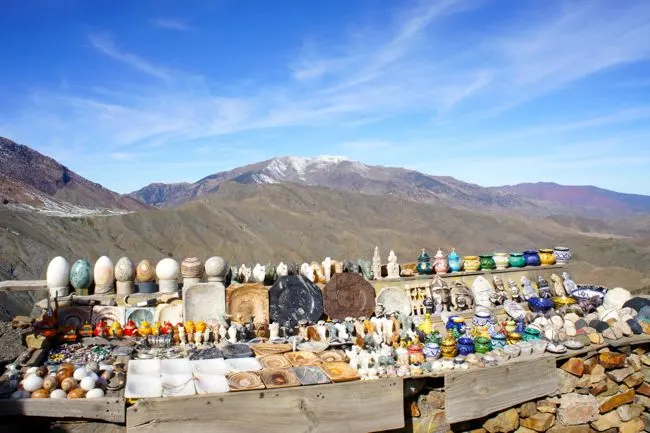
[0,321,27,372]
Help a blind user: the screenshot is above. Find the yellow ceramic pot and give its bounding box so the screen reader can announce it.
[463,256,480,272]
[538,249,556,266]
[506,332,522,344]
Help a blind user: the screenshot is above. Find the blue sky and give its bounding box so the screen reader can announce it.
[1,0,650,194]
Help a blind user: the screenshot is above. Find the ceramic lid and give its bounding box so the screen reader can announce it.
[418,249,431,261]
[448,249,460,260]
[434,249,446,259]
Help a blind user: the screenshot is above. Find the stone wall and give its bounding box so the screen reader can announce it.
[397,345,650,433]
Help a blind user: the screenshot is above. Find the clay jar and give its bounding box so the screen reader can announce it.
[553,247,571,265]
[407,345,425,365]
[523,250,541,266]
[447,248,462,272]
[492,253,509,270]
[479,255,496,271]
[538,249,556,266]
[463,256,480,272]
[508,253,526,268]
[457,336,475,356]
[433,249,449,274]
[473,336,492,354]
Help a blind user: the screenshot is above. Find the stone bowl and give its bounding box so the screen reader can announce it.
[551,296,576,309]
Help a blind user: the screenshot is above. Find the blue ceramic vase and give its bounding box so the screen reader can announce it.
[448,248,462,272]
[523,250,541,266]
[416,249,433,275]
[457,337,475,356]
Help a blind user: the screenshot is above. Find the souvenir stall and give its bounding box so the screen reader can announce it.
[1,246,650,433]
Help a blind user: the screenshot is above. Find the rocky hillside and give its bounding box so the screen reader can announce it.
[0,136,148,215]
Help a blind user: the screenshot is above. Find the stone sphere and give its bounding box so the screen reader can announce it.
[156,258,180,280]
[136,260,155,283]
[114,257,135,282]
[94,256,114,286]
[205,256,228,278]
[46,256,70,289]
[69,259,92,290]
[180,257,204,279]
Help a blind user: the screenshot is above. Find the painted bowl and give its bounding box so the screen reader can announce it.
[528,297,553,313]
[571,285,607,304]
[551,296,576,309]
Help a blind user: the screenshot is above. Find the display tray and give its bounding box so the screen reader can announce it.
[0,392,125,423]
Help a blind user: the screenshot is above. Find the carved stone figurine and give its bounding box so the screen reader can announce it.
[493,276,510,301]
[300,262,314,282]
[561,272,578,295]
[375,303,386,318]
[520,276,537,300]
[507,279,523,303]
[252,263,266,284]
[322,257,332,282]
[372,247,382,280]
[343,260,360,273]
[423,296,435,314]
[311,261,325,284]
[430,276,451,313]
[238,264,251,283]
[358,259,372,280]
[276,262,289,278]
[386,250,400,279]
[537,276,552,299]
[550,274,567,297]
[450,281,473,311]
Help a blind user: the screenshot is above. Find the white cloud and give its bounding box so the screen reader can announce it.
[150,18,194,31]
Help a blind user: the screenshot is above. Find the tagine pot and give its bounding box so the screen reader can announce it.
[553,246,571,265]
[463,256,480,272]
[523,328,541,342]
[491,333,506,349]
[508,253,526,268]
[492,253,509,270]
[538,249,556,266]
[473,336,492,354]
[447,248,462,272]
[423,343,441,359]
[479,255,496,271]
[441,334,458,358]
[457,336,475,356]
[416,249,433,275]
[433,249,449,274]
[523,250,541,267]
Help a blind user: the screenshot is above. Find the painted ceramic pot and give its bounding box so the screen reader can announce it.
[457,336,475,356]
[506,332,522,345]
[553,247,571,265]
[463,256,480,272]
[474,336,492,354]
[479,255,496,271]
[523,328,541,342]
[523,250,541,267]
[528,297,553,313]
[508,253,526,268]
[407,345,425,365]
[441,335,458,359]
[416,249,433,275]
[447,248,462,272]
[492,253,509,270]
[491,333,507,349]
[433,249,449,274]
[70,259,93,295]
[538,249,556,266]
[472,308,493,328]
[423,343,441,359]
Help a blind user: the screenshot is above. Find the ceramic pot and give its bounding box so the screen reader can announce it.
[538,249,556,266]
[506,332,522,345]
[479,255,496,271]
[407,345,425,364]
[416,249,433,275]
[457,337,475,356]
[528,297,553,313]
[508,253,526,268]
[523,250,541,267]
[491,333,507,349]
[474,336,492,354]
[553,247,571,265]
[472,308,493,328]
[463,256,480,272]
[433,249,449,274]
[447,248,462,272]
[523,328,541,342]
[441,343,457,359]
[492,253,509,270]
[423,343,441,359]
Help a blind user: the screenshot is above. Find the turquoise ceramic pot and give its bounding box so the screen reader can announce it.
[416,249,433,275]
[508,253,526,268]
[448,248,462,272]
[70,259,92,294]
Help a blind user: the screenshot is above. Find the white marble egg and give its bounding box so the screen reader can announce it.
[46,256,70,296]
[85,388,105,399]
[80,376,96,391]
[156,258,180,280]
[94,256,115,286]
[73,367,88,381]
[22,375,43,392]
[205,256,228,280]
[114,257,135,282]
[50,389,68,399]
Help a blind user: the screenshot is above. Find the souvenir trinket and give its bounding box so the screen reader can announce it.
[416,249,433,275]
[479,255,496,271]
[440,333,457,358]
[430,276,451,312]
[523,250,541,266]
[457,336,475,356]
[508,253,526,268]
[523,327,541,341]
[536,276,552,299]
[463,256,480,272]
[450,281,473,311]
[492,253,509,270]
[553,246,571,264]
[473,336,492,354]
[538,249,556,266]
[448,248,462,272]
[433,249,449,274]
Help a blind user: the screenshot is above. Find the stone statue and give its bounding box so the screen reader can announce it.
[372,247,382,280]
[450,281,473,311]
[276,262,288,278]
[358,259,372,280]
[550,273,567,297]
[230,265,240,283]
[537,276,552,299]
[237,264,251,283]
[493,276,510,300]
[374,303,386,318]
[386,250,400,279]
[322,257,332,282]
[311,261,325,283]
[507,279,523,303]
[430,276,450,313]
[264,264,277,285]
[333,260,343,274]
[520,276,536,300]
[252,263,266,284]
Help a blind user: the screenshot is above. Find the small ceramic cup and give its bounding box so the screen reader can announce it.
[519,341,533,356]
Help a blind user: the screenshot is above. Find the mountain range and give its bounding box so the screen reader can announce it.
[1,136,649,292]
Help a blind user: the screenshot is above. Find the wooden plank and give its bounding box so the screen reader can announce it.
[127,378,404,433]
[0,397,125,423]
[444,356,557,423]
[0,280,46,291]
[606,334,650,348]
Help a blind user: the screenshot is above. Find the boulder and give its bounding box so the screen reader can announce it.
[616,404,643,422]
[557,393,599,426]
[483,408,520,433]
[599,389,635,413]
[561,358,585,377]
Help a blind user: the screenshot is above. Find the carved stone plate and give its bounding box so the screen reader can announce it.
[268,276,324,325]
[291,366,331,386]
[222,343,254,359]
[125,307,155,326]
[184,283,226,323]
[323,273,376,320]
[375,287,411,316]
[284,351,321,367]
[318,350,346,363]
[251,343,292,357]
[227,372,265,391]
[226,283,269,326]
[320,361,360,383]
[260,369,301,389]
[258,354,293,369]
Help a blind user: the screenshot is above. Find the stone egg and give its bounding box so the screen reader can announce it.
[35,366,48,378]
[56,368,73,384]
[43,376,58,391]
[46,256,70,296]
[136,259,156,283]
[181,257,204,279]
[156,258,180,280]
[70,259,93,291]
[22,375,43,392]
[61,377,78,392]
[94,256,115,286]
[31,389,50,399]
[73,367,88,381]
[205,256,228,281]
[80,376,96,391]
[67,388,86,399]
[50,389,67,399]
[86,388,105,399]
[114,257,135,282]
[86,362,100,374]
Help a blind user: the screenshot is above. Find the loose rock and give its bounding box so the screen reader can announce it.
[561,358,585,377]
[606,366,634,382]
[622,372,644,388]
[519,402,537,418]
[558,369,579,394]
[619,417,644,433]
[483,408,520,433]
[599,389,635,413]
[616,403,643,422]
[557,393,599,425]
[520,413,555,432]
[590,410,621,431]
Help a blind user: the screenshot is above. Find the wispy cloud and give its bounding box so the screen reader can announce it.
[89,33,174,81]
[149,18,194,31]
